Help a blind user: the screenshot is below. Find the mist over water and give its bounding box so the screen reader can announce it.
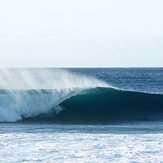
[0,68,108,90]
[0,68,108,122]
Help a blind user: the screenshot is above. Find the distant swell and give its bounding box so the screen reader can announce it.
[22,87,163,123]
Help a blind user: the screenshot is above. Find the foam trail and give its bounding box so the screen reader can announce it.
[0,68,109,122]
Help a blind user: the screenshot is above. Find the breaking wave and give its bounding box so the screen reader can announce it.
[0,68,108,122]
[0,68,163,123]
[0,88,163,123]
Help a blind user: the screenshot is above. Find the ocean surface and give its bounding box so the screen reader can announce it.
[0,68,163,162]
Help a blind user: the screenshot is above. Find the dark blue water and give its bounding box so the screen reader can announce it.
[68,68,163,94]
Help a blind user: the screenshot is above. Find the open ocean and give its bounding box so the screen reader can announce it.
[0,68,163,162]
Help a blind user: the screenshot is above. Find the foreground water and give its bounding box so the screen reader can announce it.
[1,123,163,162]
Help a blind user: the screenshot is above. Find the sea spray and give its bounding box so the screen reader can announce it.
[0,68,108,122]
[0,68,108,90]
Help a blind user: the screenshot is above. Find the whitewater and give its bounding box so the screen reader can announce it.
[1,68,163,162]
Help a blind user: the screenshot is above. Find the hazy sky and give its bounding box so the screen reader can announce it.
[0,0,163,67]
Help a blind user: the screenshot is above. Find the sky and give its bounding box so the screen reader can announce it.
[0,0,163,67]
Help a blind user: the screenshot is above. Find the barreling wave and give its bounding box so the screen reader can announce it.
[0,68,108,122]
[1,87,162,123]
[0,69,163,123]
[29,87,163,123]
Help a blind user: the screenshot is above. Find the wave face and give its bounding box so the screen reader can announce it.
[23,88,163,123]
[0,87,163,123]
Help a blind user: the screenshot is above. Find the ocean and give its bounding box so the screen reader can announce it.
[0,68,163,162]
